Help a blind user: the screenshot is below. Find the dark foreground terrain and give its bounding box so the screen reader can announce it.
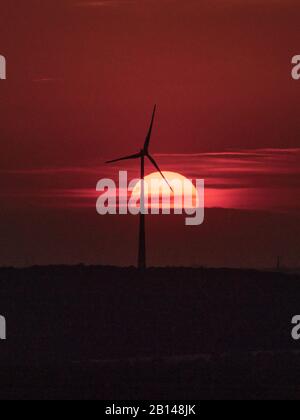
[0,266,300,399]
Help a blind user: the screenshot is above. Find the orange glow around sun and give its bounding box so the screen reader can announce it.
[132,171,200,211]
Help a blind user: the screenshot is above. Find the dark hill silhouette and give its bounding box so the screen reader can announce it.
[0,266,300,399]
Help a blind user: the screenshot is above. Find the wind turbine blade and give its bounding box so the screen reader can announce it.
[144,105,157,152]
[147,154,174,192]
[106,152,141,164]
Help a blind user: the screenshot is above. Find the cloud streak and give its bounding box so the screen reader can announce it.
[1,148,300,213]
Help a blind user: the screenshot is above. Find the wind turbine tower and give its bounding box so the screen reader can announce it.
[106,105,172,270]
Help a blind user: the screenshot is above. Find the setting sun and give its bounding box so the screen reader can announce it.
[132,171,200,212]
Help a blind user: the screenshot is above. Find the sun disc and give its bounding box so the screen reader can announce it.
[132,171,199,211]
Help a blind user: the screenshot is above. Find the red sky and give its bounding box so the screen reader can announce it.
[0,0,300,267]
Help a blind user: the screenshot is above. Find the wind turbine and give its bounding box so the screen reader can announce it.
[106,105,172,270]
